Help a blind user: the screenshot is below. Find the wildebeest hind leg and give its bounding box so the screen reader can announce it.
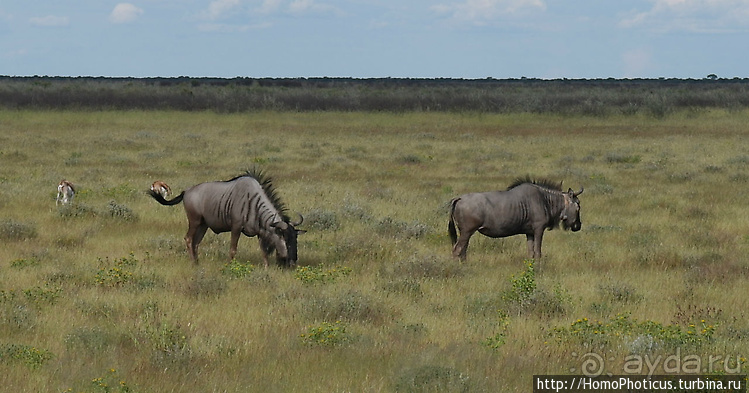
[452,229,476,261]
[185,224,208,264]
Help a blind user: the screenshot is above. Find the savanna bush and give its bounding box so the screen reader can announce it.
[383,253,465,281]
[375,217,430,239]
[0,219,37,240]
[304,208,340,231]
[393,365,476,393]
[302,289,388,324]
[64,326,114,353]
[106,201,138,222]
[340,200,374,222]
[57,202,98,218]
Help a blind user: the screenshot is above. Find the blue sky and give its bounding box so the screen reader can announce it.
[2,1,748,78]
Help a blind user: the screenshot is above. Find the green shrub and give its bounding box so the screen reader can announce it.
[294,264,351,284]
[552,313,717,349]
[300,321,350,347]
[0,343,54,369]
[221,259,255,279]
[482,310,510,350]
[503,260,536,307]
[10,257,40,269]
[87,368,133,393]
[94,253,137,287]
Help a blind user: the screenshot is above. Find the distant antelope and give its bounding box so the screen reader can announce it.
[150,181,172,199]
[56,180,75,206]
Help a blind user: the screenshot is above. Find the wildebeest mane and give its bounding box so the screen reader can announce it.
[507,176,562,192]
[226,167,289,220]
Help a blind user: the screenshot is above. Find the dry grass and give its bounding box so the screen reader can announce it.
[0,109,748,392]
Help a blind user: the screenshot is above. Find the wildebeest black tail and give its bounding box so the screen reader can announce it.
[148,189,185,206]
[448,198,460,246]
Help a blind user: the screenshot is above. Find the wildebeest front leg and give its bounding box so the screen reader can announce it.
[527,229,544,259]
[229,229,241,261]
[258,238,270,268]
[452,228,476,261]
[526,234,535,259]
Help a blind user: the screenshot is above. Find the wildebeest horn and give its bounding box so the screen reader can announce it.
[290,212,304,226]
[271,220,288,230]
[573,187,584,197]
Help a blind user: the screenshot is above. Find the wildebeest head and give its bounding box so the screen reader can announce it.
[271,213,305,267]
[561,187,583,232]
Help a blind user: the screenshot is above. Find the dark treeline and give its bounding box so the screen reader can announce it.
[2,75,749,115]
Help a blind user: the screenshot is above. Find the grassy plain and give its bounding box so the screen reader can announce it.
[1,109,748,392]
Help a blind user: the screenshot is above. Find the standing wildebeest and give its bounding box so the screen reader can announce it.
[448,178,582,261]
[148,169,304,267]
[56,180,75,206]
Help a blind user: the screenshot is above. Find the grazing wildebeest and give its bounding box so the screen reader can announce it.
[150,180,171,199]
[148,169,304,267]
[56,180,75,206]
[448,178,582,261]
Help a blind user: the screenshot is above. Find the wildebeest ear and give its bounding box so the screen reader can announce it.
[567,188,574,194]
[296,229,307,235]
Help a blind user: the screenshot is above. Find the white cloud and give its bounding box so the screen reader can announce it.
[258,0,283,14]
[203,0,241,20]
[620,0,749,32]
[198,21,272,32]
[288,0,338,14]
[29,15,69,27]
[255,0,339,15]
[109,3,144,24]
[432,0,547,25]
